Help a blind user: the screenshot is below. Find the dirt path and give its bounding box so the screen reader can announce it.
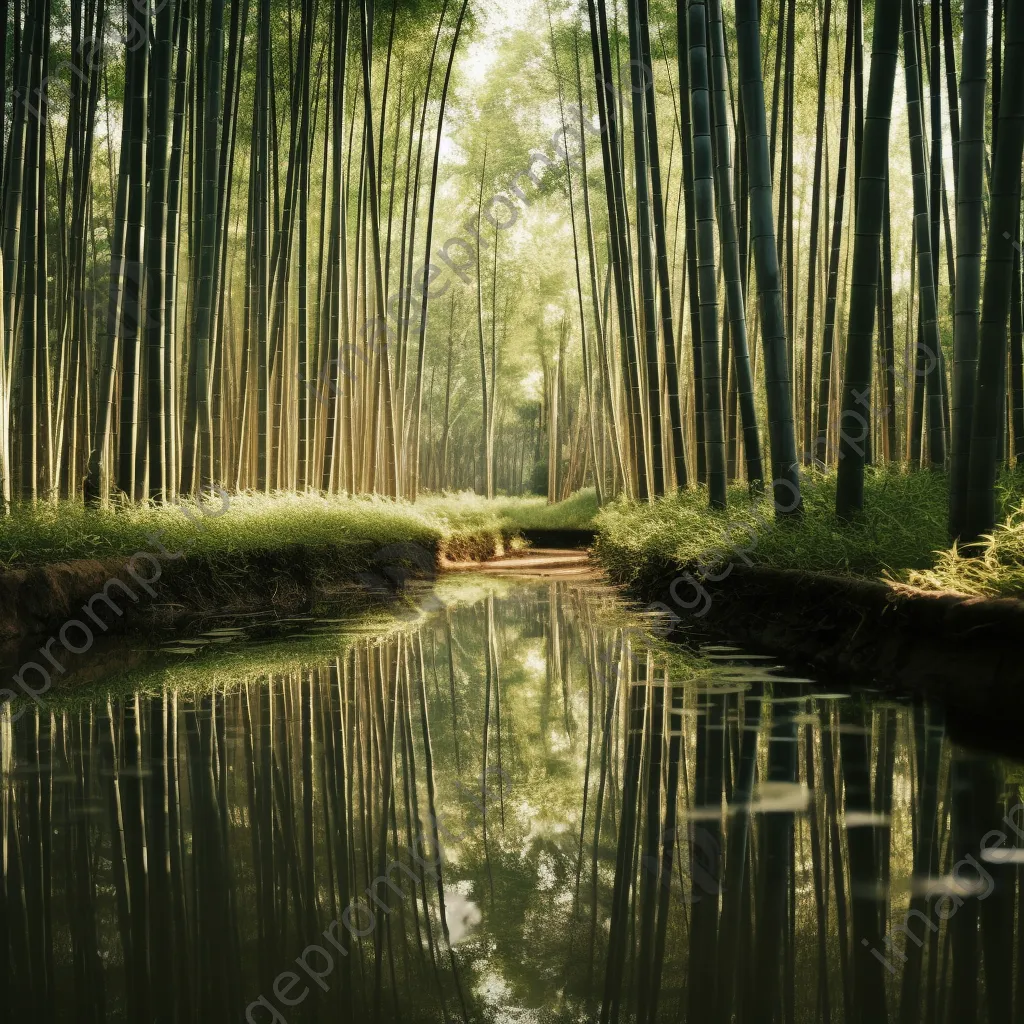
[444,547,601,579]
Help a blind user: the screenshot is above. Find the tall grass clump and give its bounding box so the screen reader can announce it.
[417,488,598,535]
[0,493,448,569]
[906,504,1024,596]
[0,489,598,570]
[595,469,953,586]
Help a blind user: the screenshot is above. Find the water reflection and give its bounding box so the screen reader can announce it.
[1,577,1022,1022]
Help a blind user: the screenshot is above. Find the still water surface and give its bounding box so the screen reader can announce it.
[1,574,1021,1022]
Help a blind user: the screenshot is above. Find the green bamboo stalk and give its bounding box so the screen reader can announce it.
[734,0,801,514]
[965,1,1024,540]
[835,0,903,519]
[901,0,946,470]
[686,0,727,509]
[708,0,762,489]
[949,0,990,539]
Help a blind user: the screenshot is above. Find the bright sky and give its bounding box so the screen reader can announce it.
[439,0,539,167]
[460,0,537,86]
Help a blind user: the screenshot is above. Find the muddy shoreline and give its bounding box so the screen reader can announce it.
[0,537,480,648]
[606,556,1024,747]
[0,527,595,648]
[5,529,1023,748]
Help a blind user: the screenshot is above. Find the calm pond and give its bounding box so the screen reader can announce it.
[1,573,1020,1022]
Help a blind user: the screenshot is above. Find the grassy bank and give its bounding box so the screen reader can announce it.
[594,469,1024,598]
[0,489,597,642]
[0,489,598,570]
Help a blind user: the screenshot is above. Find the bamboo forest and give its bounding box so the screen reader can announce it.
[4,0,1024,1021]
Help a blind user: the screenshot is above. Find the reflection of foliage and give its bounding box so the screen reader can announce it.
[1,577,1014,1022]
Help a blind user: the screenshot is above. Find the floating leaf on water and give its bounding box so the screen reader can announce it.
[980,847,1024,864]
[693,682,751,694]
[743,782,811,814]
[681,806,723,821]
[910,874,991,897]
[845,811,892,827]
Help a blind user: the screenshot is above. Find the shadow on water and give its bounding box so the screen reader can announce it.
[1,574,1023,1022]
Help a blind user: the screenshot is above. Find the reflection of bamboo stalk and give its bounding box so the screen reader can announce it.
[819,703,851,1019]
[588,632,622,989]
[410,635,451,1017]
[415,624,470,1023]
[355,651,372,895]
[839,699,888,1021]
[481,598,495,902]
[949,757,983,1019]
[873,707,896,906]
[804,697,830,1020]
[637,659,664,1023]
[490,595,505,829]
[572,634,596,913]
[270,682,307,943]
[715,684,762,1020]
[300,674,319,939]
[344,650,358,930]
[168,691,190,1006]
[124,695,151,1018]
[601,646,646,1024]
[370,640,400,1017]
[71,709,105,1016]
[900,704,944,1021]
[0,703,9,1009]
[385,780,404,1016]
[41,711,55,1008]
[103,699,138,1017]
[974,760,1014,1019]
[334,656,354,1000]
[444,611,461,775]
[147,690,172,1016]
[750,687,798,1022]
[386,658,412,998]
[649,669,681,1022]
[397,648,428,963]
[688,683,724,1021]
[18,582,1018,1021]
[245,684,274,985]
[315,667,338,921]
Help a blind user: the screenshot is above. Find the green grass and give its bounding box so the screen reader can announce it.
[594,468,1024,597]
[9,477,1024,600]
[417,487,598,536]
[0,489,597,570]
[905,507,1024,596]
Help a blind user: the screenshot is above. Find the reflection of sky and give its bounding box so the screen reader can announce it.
[521,644,546,678]
[6,575,1022,1022]
[443,889,482,944]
